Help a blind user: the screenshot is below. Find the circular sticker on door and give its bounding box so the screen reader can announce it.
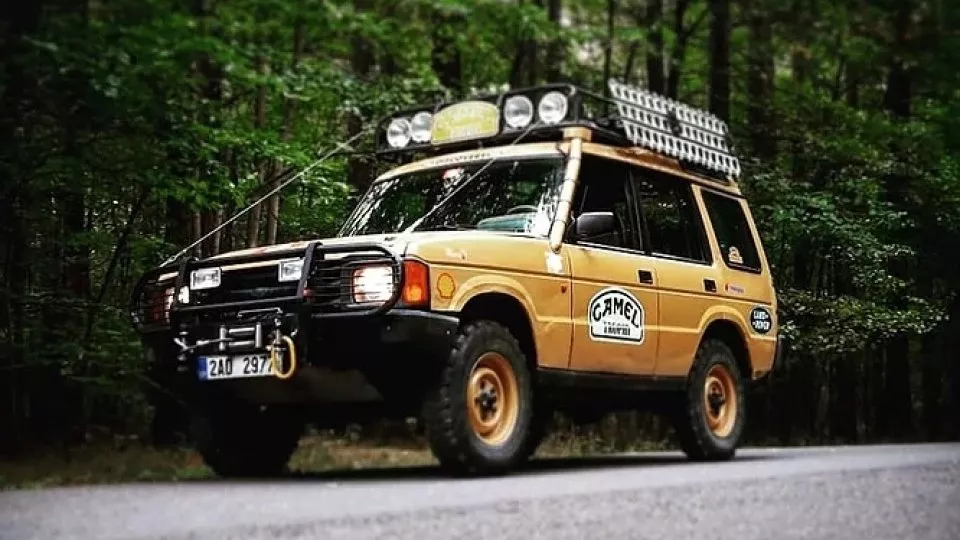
[749,306,773,334]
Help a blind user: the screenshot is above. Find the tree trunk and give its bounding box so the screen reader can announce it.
[882,1,914,119]
[666,0,698,99]
[707,0,730,121]
[943,295,960,439]
[265,21,305,245]
[881,336,914,439]
[509,0,528,88]
[623,42,639,84]
[545,0,564,81]
[246,52,269,248]
[745,0,776,159]
[430,7,464,96]
[920,330,943,440]
[346,0,375,194]
[645,0,665,94]
[0,0,40,450]
[830,356,859,443]
[528,0,545,84]
[789,0,812,84]
[602,0,616,94]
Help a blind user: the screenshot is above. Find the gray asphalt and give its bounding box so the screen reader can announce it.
[1,443,959,540]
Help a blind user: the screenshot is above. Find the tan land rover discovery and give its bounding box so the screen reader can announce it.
[131,79,782,477]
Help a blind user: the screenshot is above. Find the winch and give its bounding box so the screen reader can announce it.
[172,308,298,380]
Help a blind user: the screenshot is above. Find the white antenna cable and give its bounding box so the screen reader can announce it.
[160,127,372,266]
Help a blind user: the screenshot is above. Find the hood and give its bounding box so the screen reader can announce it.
[206,229,535,262]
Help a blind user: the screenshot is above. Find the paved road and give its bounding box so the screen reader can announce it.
[2,443,959,540]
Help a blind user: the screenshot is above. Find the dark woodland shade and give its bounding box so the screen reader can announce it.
[1,0,959,454]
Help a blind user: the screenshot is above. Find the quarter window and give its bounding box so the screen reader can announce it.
[631,169,708,263]
[701,190,761,271]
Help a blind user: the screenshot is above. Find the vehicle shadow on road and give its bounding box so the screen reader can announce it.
[274,452,771,483]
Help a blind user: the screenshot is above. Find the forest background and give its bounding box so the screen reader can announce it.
[2,0,959,471]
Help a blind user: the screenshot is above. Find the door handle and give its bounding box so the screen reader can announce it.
[637,269,654,284]
[704,279,717,292]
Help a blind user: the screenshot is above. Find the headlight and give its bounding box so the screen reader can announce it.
[410,112,433,142]
[537,91,568,124]
[386,118,412,148]
[352,265,395,303]
[278,258,303,282]
[190,268,221,290]
[504,95,534,128]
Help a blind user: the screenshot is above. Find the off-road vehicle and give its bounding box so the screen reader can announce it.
[131,79,782,477]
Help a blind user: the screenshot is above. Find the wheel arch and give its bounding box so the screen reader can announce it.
[458,292,538,372]
[699,318,751,379]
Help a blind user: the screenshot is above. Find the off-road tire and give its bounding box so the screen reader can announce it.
[671,338,746,461]
[190,402,303,478]
[421,320,535,476]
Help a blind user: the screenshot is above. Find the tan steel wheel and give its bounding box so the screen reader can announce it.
[467,352,520,446]
[703,363,738,438]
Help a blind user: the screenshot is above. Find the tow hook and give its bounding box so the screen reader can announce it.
[267,316,297,380]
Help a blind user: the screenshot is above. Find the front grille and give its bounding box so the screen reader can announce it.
[130,243,403,331]
[188,264,298,306]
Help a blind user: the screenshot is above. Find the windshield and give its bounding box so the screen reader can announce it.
[338,157,566,237]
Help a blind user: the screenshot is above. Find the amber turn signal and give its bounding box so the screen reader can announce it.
[402,259,430,307]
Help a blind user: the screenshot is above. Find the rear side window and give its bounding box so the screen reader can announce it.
[701,190,761,272]
[631,168,709,263]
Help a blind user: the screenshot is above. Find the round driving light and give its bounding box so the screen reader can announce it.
[537,91,568,125]
[504,95,534,129]
[410,111,433,143]
[386,118,412,148]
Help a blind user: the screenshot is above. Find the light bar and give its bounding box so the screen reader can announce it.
[607,79,741,179]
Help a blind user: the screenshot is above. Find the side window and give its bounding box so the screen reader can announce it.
[570,156,639,251]
[701,189,761,272]
[631,168,709,263]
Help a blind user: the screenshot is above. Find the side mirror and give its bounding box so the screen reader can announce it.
[571,211,617,242]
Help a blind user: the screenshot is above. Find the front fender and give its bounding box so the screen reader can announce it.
[447,274,539,315]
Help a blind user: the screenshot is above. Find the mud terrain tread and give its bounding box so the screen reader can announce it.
[421,320,533,476]
[673,338,745,461]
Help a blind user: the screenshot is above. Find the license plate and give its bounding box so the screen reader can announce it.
[198,354,276,381]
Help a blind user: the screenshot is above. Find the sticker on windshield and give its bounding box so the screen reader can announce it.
[442,168,464,180]
[728,246,744,265]
[441,168,465,196]
[588,287,645,344]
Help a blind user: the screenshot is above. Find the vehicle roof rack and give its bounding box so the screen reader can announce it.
[605,79,740,180]
[374,79,740,183]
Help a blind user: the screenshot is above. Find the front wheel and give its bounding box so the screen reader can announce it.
[670,338,746,461]
[421,320,535,476]
[190,402,303,478]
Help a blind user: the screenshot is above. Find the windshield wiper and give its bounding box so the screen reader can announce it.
[419,222,475,232]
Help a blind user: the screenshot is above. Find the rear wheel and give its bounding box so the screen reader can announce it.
[190,401,303,478]
[671,338,746,461]
[421,320,535,476]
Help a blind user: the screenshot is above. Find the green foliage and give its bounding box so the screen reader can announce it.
[2,0,959,451]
